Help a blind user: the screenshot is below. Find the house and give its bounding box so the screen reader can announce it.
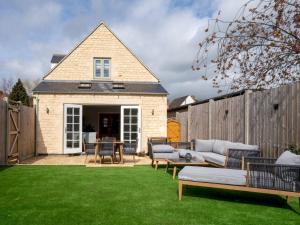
[33,22,168,155]
[168,95,197,109]
[168,95,197,118]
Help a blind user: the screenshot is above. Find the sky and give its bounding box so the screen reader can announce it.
[0,0,249,100]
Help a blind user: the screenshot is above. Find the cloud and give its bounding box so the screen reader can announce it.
[0,0,249,100]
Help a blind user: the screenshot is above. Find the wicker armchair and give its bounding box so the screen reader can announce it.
[244,157,300,192]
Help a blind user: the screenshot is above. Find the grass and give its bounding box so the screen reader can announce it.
[0,165,299,225]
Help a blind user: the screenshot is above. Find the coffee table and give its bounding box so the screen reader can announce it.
[166,158,210,179]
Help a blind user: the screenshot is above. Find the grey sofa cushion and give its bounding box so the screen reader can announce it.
[195,139,215,152]
[212,140,230,155]
[153,152,179,160]
[178,166,247,186]
[275,151,300,165]
[212,140,259,155]
[177,149,205,162]
[152,144,174,153]
[197,152,226,166]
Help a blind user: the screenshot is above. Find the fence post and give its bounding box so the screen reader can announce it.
[187,105,192,141]
[244,90,251,144]
[208,99,214,139]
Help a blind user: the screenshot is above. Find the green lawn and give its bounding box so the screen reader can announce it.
[0,166,299,225]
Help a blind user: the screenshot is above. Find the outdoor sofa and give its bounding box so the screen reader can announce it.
[148,138,260,169]
[178,150,300,206]
[147,137,192,170]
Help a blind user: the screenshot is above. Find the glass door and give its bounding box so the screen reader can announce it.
[121,106,141,152]
[64,104,82,154]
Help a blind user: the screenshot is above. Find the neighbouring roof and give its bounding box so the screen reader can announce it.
[169,95,197,109]
[168,90,247,112]
[33,81,168,95]
[51,54,66,64]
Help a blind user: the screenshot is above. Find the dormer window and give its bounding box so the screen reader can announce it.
[94,58,111,79]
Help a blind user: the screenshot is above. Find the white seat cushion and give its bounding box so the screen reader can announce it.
[178,166,247,186]
[197,152,226,166]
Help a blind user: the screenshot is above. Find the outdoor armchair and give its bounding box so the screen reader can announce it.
[99,137,115,163]
[82,132,96,163]
[123,139,138,163]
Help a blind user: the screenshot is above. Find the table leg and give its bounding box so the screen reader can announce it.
[165,161,169,173]
[94,143,98,164]
[173,166,177,179]
[119,144,124,164]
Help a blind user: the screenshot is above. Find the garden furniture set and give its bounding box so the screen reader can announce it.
[148,137,300,207]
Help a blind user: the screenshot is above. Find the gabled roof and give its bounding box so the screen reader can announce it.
[169,95,197,109]
[43,21,159,82]
[33,80,168,95]
[51,54,66,64]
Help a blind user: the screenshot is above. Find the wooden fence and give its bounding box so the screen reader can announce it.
[0,100,7,164]
[176,82,300,157]
[0,100,36,164]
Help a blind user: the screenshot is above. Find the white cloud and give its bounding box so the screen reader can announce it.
[0,0,249,100]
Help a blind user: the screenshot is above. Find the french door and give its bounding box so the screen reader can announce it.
[64,104,82,154]
[121,106,141,152]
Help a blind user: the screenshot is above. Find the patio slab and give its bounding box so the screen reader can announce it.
[21,154,152,166]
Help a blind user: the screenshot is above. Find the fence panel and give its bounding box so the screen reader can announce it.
[177,82,300,158]
[249,83,300,157]
[0,100,7,165]
[211,95,245,142]
[176,111,188,141]
[19,105,35,161]
[190,102,209,140]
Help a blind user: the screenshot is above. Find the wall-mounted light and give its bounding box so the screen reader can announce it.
[152,109,155,115]
[46,107,49,114]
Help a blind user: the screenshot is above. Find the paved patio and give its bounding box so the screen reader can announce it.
[21,155,152,167]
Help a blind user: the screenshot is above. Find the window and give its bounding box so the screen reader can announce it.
[94,58,110,78]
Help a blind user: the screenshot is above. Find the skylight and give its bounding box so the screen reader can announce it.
[112,82,125,89]
[78,82,92,89]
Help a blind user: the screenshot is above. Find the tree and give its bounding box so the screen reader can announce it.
[193,0,300,92]
[0,77,14,95]
[9,79,30,106]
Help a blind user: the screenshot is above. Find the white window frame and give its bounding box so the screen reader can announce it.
[94,58,111,79]
[120,106,141,153]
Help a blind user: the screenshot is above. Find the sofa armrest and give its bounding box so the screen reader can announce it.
[226,148,261,169]
[244,157,276,166]
[247,162,300,192]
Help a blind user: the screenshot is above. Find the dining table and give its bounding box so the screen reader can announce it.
[94,140,124,164]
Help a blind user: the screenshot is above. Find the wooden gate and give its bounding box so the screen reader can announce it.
[167,119,180,142]
[7,102,21,164]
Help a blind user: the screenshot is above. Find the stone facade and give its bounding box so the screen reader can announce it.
[35,94,167,154]
[34,22,167,154]
[44,23,158,82]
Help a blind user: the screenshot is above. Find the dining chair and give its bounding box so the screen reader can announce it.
[82,132,96,164]
[123,139,138,163]
[99,137,115,163]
